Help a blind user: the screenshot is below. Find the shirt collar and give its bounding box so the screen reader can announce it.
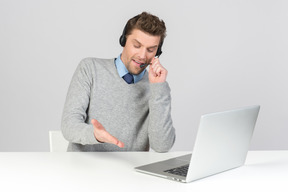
[115,54,146,83]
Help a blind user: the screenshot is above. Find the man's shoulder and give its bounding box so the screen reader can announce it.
[77,57,115,71]
[80,57,114,66]
[76,57,116,78]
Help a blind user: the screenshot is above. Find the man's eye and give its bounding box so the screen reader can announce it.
[134,45,140,48]
[148,49,154,53]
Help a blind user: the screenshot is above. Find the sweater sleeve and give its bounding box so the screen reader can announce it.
[61,58,100,145]
[148,82,176,152]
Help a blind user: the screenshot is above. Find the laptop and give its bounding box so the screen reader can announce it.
[135,105,260,183]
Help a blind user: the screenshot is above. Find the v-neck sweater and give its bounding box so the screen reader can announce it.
[61,57,175,152]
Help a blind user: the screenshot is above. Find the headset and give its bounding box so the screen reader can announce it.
[119,23,163,57]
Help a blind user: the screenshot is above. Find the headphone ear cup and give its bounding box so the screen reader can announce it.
[120,23,127,47]
[119,35,126,47]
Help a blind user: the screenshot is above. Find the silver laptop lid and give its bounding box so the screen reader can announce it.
[186,105,260,182]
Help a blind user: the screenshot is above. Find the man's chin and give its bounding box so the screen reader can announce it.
[127,62,144,75]
[131,68,145,76]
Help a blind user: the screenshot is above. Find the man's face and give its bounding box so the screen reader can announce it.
[121,29,161,75]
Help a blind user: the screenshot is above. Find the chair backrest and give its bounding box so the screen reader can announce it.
[49,130,69,152]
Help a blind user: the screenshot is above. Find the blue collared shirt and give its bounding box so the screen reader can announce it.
[115,54,146,84]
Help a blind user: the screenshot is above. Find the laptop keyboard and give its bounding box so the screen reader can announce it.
[164,165,189,177]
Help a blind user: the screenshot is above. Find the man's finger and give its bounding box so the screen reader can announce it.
[104,132,125,148]
[149,66,157,77]
[153,64,162,76]
[115,140,125,148]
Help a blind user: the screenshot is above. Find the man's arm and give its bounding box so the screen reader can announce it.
[148,58,176,152]
[61,58,98,145]
[61,58,124,147]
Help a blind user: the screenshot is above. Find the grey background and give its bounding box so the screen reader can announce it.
[1,0,287,151]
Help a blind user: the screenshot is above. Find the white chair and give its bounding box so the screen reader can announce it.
[49,130,69,152]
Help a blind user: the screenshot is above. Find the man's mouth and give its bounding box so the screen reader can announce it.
[132,59,145,65]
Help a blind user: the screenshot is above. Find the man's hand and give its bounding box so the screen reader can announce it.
[91,119,124,148]
[148,57,168,83]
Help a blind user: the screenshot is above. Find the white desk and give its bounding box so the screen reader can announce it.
[0,151,287,192]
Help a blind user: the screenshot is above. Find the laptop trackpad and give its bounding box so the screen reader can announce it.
[162,154,191,166]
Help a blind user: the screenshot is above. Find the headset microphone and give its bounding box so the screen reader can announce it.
[140,56,159,68]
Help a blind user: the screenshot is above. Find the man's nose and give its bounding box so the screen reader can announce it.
[138,48,147,60]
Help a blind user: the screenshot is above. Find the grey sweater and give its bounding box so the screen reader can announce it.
[61,57,175,152]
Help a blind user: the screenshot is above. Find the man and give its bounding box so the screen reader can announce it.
[61,12,175,152]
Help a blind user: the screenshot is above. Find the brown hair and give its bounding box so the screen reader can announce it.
[125,12,167,43]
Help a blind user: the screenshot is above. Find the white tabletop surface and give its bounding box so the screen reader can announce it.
[1,151,287,192]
